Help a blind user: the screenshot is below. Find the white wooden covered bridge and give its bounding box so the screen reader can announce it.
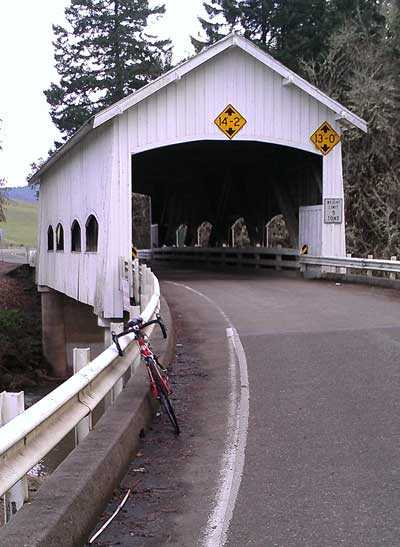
[30,33,367,374]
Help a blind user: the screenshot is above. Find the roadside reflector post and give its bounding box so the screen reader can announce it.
[73,348,91,445]
[0,391,28,522]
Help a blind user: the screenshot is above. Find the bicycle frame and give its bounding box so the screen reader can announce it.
[112,314,179,435]
[136,334,172,398]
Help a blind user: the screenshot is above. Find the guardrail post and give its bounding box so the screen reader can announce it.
[102,321,124,407]
[276,244,282,271]
[346,254,352,276]
[367,255,373,277]
[1,391,28,522]
[110,322,124,401]
[129,305,142,376]
[73,348,91,445]
[390,256,397,280]
[133,258,140,305]
[140,266,152,312]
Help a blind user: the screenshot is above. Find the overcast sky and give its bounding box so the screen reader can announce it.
[0,0,205,187]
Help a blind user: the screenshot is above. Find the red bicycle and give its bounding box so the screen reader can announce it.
[111,314,180,435]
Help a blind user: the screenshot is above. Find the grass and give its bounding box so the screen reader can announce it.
[0,199,38,247]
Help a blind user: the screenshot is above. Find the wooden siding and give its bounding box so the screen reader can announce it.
[37,120,129,318]
[123,48,336,156]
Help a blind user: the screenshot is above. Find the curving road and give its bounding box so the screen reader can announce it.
[159,270,400,547]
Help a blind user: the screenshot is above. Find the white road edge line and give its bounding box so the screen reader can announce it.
[165,282,249,547]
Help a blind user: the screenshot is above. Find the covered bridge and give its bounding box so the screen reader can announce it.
[31,33,367,327]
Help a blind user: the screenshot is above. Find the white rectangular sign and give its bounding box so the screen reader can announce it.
[324,198,342,224]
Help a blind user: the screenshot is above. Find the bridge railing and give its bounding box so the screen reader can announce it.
[0,247,37,266]
[144,247,400,281]
[0,264,160,505]
[148,246,299,270]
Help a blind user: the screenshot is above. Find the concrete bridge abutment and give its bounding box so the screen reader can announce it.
[39,286,105,377]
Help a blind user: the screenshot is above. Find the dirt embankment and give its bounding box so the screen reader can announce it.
[0,264,51,391]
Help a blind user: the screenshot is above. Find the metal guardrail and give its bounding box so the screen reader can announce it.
[0,266,160,498]
[143,247,400,280]
[299,254,400,278]
[0,248,36,267]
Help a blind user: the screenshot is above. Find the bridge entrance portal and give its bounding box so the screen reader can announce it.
[131,140,322,249]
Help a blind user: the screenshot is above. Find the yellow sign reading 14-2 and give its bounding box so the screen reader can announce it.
[214,104,247,139]
[310,121,340,155]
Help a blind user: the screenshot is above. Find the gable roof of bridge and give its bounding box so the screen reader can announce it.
[93,33,368,133]
[31,33,367,183]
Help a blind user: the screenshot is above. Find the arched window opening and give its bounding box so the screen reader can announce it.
[47,225,54,251]
[71,220,81,252]
[86,215,98,252]
[56,223,64,251]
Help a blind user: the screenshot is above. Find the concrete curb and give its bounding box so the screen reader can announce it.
[0,295,175,547]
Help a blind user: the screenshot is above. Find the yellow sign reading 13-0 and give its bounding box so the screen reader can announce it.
[214,104,247,139]
[310,121,340,155]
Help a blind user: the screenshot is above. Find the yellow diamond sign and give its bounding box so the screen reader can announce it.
[310,121,341,155]
[214,104,247,139]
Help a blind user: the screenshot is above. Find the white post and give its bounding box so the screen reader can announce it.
[129,305,141,320]
[110,322,124,401]
[129,306,141,377]
[102,320,123,408]
[390,256,397,280]
[1,391,28,522]
[73,348,91,445]
[367,254,373,277]
[346,253,352,276]
[140,266,151,311]
[133,258,140,305]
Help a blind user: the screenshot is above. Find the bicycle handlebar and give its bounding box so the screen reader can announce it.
[111,313,167,357]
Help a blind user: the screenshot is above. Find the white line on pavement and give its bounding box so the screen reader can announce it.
[165,282,249,547]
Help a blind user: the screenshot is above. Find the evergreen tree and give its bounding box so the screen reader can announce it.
[191,0,240,53]
[303,7,400,257]
[45,0,172,138]
[193,0,385,72]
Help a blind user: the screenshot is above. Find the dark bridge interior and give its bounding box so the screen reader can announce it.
[131,141,322,247]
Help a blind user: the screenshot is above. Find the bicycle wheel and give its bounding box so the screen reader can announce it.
[149,360,180,435]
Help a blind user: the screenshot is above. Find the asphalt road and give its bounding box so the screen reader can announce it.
[159,271,400,547]
[90,270,400,547]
